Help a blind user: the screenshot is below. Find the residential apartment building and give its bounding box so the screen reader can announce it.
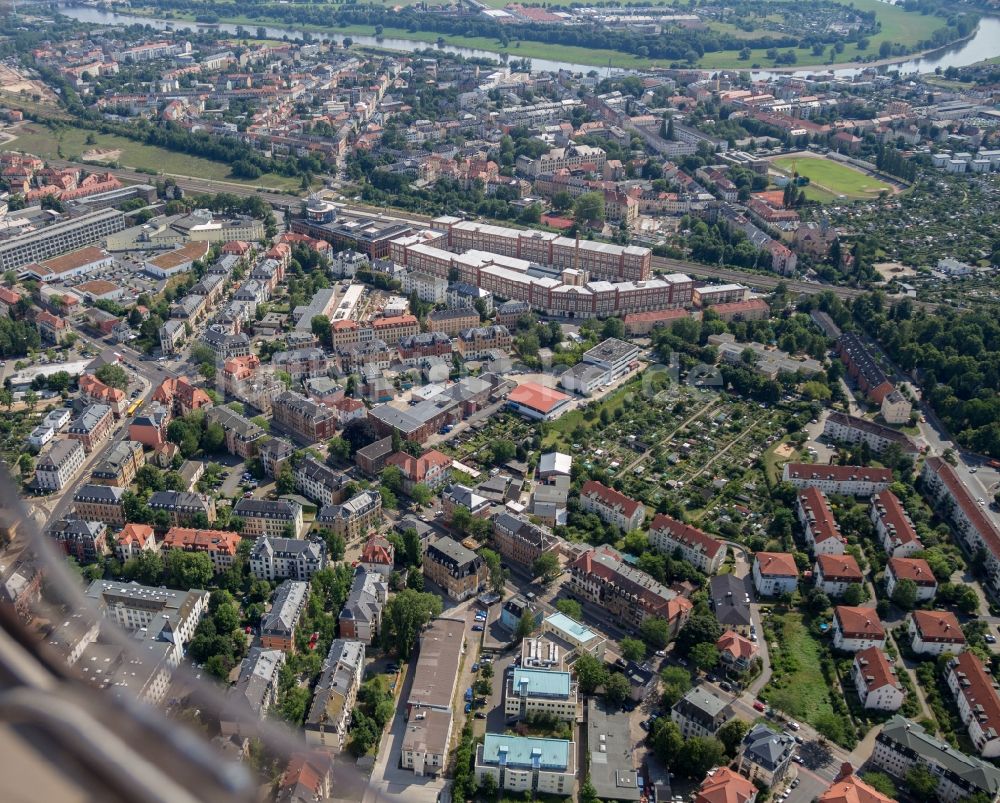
[249,537,327,582]
[695,768,757,803]
[359,534,394,576]
[797,488,846,556]
[947,652,1000,757]
[67,404,114,453]
[871,716,1000,803]
[427,307,480,337]
[260,580,309,652]
[455,325,512,359]
[579,480,645,531]
[272,391,337,444]
[491,512,560,568]
[833,606,886,653]
[752,552,799,596]
[115,523,157,562]
[504,667,579,722]
[316,491,382,542]
[161,527,242,573]
[50,518,109,564]
[908,610,966,656]
[852,646,905,712]
[474,734,576,797]
[385,449,452,494]
[649,514,726,574]
[304,639,365,749]
[370,314,419,344]
[0,208,125,272]
[223,647,285,737]
[338,568,389,644]
[568,545,691,635]
[34,439,86,491]
[737,725,795,787]
[294,456,349,508]
[423,536,487,601]
[402,270,448,303]
[398,332,453,365]
[823,412,919,459]
[204,406,265,459]
[870,490,923,557]
[818,771,895,803]
[672,686,732,739]
[72,484,126,526]
[148,491,217,527]
[782,463,892,497]
[89,440,145,488]
[922,456,1000,595]
[885,557,937,602]
[813,554,863,597]
[233,498,304,539]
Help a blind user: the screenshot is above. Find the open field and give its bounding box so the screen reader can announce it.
[771,155,893,202]
[7,124,303,191]
[762,611,837,725]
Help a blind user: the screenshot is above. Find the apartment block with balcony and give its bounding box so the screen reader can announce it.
[249,537,327,582]
[423,536,487,601]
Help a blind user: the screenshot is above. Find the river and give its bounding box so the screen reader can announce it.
[59,5,1000,78]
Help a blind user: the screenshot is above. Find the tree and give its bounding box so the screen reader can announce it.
[328,436,350,462]
[410,483,432,507]
[480,548,506,595]
[843,583,865,606]
[639,616,672,651]
[660,666,692,708]
[381,589,443,658]
[675,615,723,656]
[574,653,609,695]
[515,610,537,640]
[604,672,631,709]
[531,552,560,584]
[490,439,516,465]
[164,549,213,590]
[202,421,226,453]
[573,192,605,226]
[691,643,720,674]
[95,363,129,390]
[123,550,164,585]
[276,465,295,495]
[650,719,683,766]
[478,772,498,800]
[860,773,897,799]
[717,719,750,757]
[619,637,646,663]
[677,737,726,779]
[891,577,918,610]
[556,598,583,621]
[905,764,938,802]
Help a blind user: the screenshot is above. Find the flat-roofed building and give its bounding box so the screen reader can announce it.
[541,612,606,660]
[401,707,453,778]
[475,733,575,796]
[587,699,641,802]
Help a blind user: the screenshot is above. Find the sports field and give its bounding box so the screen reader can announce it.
[771,155,893,202]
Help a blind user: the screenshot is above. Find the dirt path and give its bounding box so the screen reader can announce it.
[622,398,719,474]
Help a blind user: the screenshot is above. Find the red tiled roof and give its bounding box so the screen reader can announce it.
[162,527,241,556]
[118,523,155,548]
[695,767,757,803]
[853,646,901,694]
[372,314,418,329]
[887,557,936,587]
[650,513,724,558]
[581,480,643,519]
[799,487,844,547]
[785,463,893,484]
[507,383,570,414]
[871,490,920,547]
[911,609,965,643]
[835,606,885,639]
[948,652,1000,740]
[717,630,757,662]
[623,308,689,325]
[925,456,1000,560]
[386,449,451,483]
[361,534,393,566]
[819,773,895,803]
[816,553,863,582]
[754,551,798,577]
[711,298,770,316]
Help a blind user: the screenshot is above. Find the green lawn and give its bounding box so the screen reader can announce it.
[772,156,892,201]
[8,124,303,191]
[542,378,639,449]
[761,612,837,724]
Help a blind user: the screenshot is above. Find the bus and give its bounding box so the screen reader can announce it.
[126,399,142,417]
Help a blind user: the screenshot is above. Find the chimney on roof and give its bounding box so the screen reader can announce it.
[836,762,854,781]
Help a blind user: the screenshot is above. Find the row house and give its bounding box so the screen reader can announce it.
[148,491,217,527]
[568,545,691,635]
[67,404,114,453]
[272,391,338,445]
[797,488,846,556]
[79,373,127,417]
[782,463,893,497]
[204,406,265,459]
[870,490,922,557]
[579,480,645,532]
[73,484,126,527]
[161,527,242,573]
[648,514,726,574]
[233,498,304,539]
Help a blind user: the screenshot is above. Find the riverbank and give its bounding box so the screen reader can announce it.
[85,2,982,74]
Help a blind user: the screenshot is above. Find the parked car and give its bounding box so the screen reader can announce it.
[474,712,486,719]
[472,625,483,632]
[753,700,766,712]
